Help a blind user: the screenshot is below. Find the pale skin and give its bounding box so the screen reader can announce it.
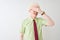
[20,4,55,40]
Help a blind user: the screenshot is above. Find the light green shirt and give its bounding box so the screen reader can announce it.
[20,17,47,40]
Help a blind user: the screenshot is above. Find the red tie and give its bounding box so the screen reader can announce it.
[33,20,39,40]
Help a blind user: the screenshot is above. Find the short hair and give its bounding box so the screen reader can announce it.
[28,3,40,10]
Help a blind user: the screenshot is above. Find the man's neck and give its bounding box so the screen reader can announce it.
[30,16,36,20]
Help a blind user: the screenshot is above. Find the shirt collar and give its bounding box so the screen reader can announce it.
[28,16,37,21]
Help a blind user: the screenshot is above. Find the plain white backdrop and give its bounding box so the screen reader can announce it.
[0,0,60,40]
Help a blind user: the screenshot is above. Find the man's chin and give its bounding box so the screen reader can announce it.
[34,16,37,18]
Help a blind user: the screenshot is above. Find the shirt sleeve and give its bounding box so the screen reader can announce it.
[41,18,47,25]
[20,21,25,34]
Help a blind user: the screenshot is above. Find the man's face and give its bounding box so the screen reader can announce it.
[29,6,39,18]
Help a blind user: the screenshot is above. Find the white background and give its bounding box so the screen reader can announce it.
[0,0,60,40]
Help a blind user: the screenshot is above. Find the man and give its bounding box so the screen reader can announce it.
[20,3,54,40]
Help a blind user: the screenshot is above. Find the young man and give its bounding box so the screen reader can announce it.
[20,4,54,40]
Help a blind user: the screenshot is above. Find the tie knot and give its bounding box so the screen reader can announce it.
[33,19,35,21]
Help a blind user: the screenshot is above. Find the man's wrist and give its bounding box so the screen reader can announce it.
[41,11,45,15]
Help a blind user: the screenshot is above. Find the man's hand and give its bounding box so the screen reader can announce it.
[32,7,43,14]
[38,8,43,14]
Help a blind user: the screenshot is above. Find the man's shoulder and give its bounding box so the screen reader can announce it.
[22,17,29,23]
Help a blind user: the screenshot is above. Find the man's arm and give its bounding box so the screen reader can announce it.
[20,20,25,40]
[20,33,24,40]
[41,12,55,26]
[38,7,55,26]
